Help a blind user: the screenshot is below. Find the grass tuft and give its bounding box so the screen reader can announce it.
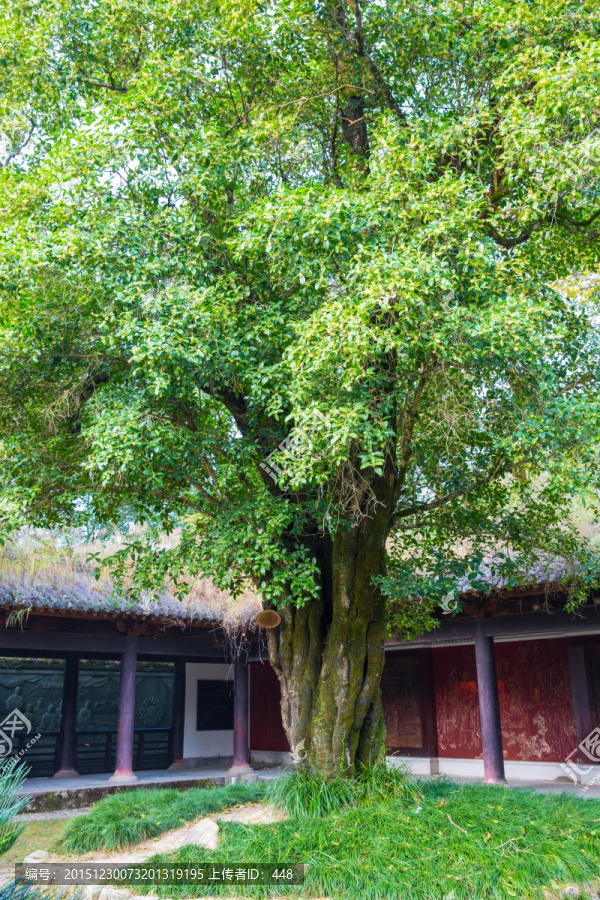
[56,781,266,853]
[266,761,422,817]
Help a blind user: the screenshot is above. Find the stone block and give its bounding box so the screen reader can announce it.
[182,818,219,851]
[23,850,49,863]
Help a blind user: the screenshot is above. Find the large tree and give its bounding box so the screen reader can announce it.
[1,0,600,775]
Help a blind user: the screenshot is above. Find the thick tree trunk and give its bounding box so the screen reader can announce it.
[267,476,392,777]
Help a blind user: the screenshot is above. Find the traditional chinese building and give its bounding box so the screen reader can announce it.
[1,539,599,786]
[0,538,263,782]
[250,575,600,786]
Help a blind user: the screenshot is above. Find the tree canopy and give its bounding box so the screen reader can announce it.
[2,0,600,771]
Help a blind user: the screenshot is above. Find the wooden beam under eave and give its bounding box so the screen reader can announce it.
[0,609,215,640]
[387,605,600,648]
[0,627,230,660]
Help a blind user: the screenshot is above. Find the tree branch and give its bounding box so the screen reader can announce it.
[485,219,546,249]
[390,459,507,528]
[77,70,128,93]
[556,206,600,228]
[349,0,407,125]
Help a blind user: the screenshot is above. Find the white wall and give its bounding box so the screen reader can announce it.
[250,749,291,766]
[388,755,581,783]
[183,663,234,761]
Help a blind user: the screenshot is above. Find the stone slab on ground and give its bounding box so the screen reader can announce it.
[98,890,132,900]
[182,818,219,850]
[22,850,49,863]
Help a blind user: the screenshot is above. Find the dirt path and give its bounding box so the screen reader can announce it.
[37,803,284,865]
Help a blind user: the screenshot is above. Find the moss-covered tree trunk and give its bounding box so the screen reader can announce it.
[266,468,394,776]
[249,7,393,778]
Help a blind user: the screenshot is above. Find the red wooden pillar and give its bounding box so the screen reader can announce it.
[227,653,254,779]
[422,648,439,773]
[169,658,186,770]
[109,637,139,783]
[567,643,595,760]
[54,654,79,778]
[474,623,506,784]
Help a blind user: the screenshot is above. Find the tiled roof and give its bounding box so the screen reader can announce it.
[0,530,263,630]
[457,558,570,596]
[0,579,223,623]
[0,575,262,630]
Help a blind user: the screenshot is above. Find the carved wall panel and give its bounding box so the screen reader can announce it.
[433,639,578,762]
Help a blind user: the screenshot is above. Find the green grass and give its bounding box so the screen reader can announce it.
[56,782,266,853]
[266,761,422,818]
[132,780,600,899]
[2,819,67,867]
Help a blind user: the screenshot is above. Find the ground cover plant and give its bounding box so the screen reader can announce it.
[56,781,266,854]
[134,780,600,900]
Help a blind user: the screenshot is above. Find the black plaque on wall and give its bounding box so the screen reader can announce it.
[196,680,234,731]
